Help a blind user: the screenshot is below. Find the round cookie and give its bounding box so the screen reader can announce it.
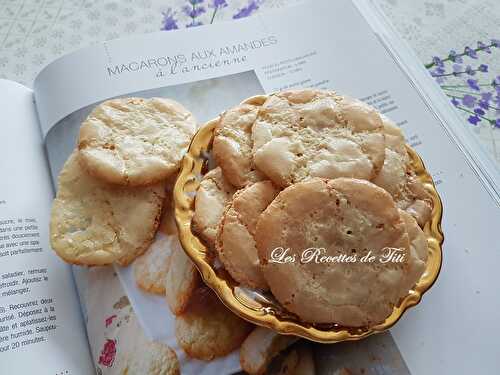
[192,167,236,249]
[251,89,385,187]
[175,287,252,360]
[372,115,433,226]
[133,232,172,295]
[256,177,412,327]
[213,104,264,188]
[216,181,279,289]
[164,236,200,316]
[124,340,180,375]
[50,151,165,266]
[78,97,196,186]
[239,327,298,375]
[118,315,180,375]
[399,209,428,289]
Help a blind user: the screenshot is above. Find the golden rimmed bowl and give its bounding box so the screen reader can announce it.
[173,94,444,343]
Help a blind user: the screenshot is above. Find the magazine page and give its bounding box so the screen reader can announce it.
[0,80,94,374]
[358,0,500,204]
[31,0,500,374]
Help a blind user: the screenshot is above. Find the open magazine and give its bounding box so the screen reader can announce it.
[1,0,499,374]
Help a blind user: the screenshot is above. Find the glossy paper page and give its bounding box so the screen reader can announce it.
[31,0,500,373]
[0,80,94,375]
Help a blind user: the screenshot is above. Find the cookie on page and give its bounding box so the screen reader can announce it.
[78,97,196,186]
[240,327,298,375]
[119,314,180,375]
[133,233,172,295]
[164,235,200,315]
[50,151,165,266]
[124,340,180,375]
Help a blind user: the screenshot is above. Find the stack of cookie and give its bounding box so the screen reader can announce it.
[192,89,433,328]
[50,97,196,266]
[144,187,301,369]
[49,89,434,373]
[49,96,304,373]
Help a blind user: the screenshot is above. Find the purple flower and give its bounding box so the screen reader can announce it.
[451,97,460,107]
[477,41,491,53]
[495,119,500,128]
[432,56,444,67]
[482,92,493,102]
[468,115,480,125]
[474,108,485,116]
[478,64,488,72]
[161,9,179,31]
[452,64,462,73]
[431,67,445,78]
[448,50,463,63]
[233,0,261,19]
[494,95,500,107]
[465,65,475,76]
[462,94,476,108]
[467,79,480,91]
[183,4,206,18]
[464,46,477,59]
[430,67,445,83]
[491,39,500,48]
[478,100,490,110]
[493,76,500,88]
[211,0,228,8]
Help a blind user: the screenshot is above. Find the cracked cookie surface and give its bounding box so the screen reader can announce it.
[50,151,165,266]
[216,181,278,289]
[256,177,413,326]
[213,103,264,188]
[192,167,236,249]
[134,232,173,295]
[175,287,252,360]
[252,89,385,187]
[78,97,196,186]
[373,115,433,226]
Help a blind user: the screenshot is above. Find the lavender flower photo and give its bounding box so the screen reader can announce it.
[157,1,500,167]
[161,0,261,31]
[426,39,500,164]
